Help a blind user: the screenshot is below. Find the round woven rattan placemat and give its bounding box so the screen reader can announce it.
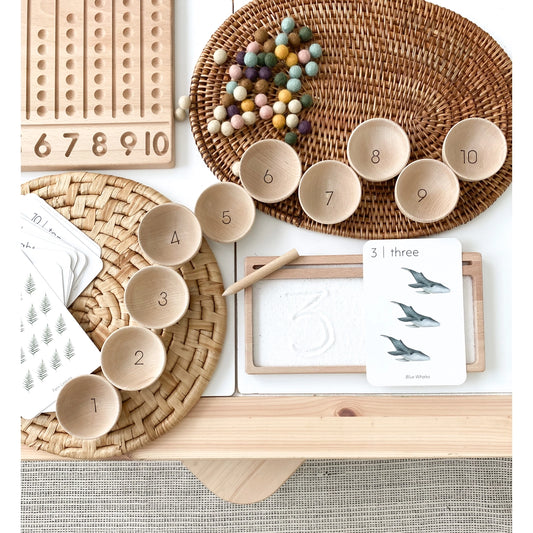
[190,0,512,239]
[20,172,226,459]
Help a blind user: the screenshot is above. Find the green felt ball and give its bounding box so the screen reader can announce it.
[264,52,278,68]
[304,61,319,77]
[286,78,302,93]
[274,72,288,87]
[299,26,313,42]
[289,65,302,79]
[281,17,295,34]
[256,52,266,67]
[244,52,258,67]
[300,93,314,108]
[226,81,238,94]
[275,33,289,46]
[285,132,298,145]
[309,43,323,58]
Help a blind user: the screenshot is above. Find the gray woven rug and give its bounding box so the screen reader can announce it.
[20,458,511,532]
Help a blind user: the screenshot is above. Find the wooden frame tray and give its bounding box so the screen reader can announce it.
[245,252,484,374]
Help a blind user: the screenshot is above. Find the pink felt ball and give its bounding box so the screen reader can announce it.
[298,49,311,65]
[246,41,262,54]
[229,64,243,80]
[254,93,268,107]
[230,114,245,129]
[259,105,273,120]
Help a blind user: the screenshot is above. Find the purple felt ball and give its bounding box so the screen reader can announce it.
[235,51,246,65]
[258,66,272,80]
[227,104,240,118]
[297,120,312,135]
[245,67,259,81]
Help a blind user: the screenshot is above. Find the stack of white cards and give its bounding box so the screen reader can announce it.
[19,194,104,419]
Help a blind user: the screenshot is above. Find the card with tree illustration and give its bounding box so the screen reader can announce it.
[19,251,101,419]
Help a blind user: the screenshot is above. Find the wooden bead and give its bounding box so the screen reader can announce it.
[213,49,228,65]
[272,114,286,129]
[278,89,292,104]
[274,44,289,60]
[254,28,269,44]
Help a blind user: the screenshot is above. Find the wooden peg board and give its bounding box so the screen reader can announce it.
[21,0,174,170]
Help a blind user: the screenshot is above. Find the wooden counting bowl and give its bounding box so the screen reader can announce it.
[394,159,460,223]
[347,118,411,182]
[239,139,302,203]
[195,182,256,243]
[101,326,167,391]
[55,375,122,440]
[442,117,508,181]
[124,265,190,329]
[298,161,362,225]
[138,203,203,266]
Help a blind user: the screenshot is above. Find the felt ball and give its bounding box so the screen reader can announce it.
[226,80,238,94]
[275,33,289,46]
[286,113,299,129]
[245,67,258,81]
[254,93,268,107]
[264,52,278,68]
[257,52,266,66]
[213,105,227,121]
[174,107,187,121]
[300,93,314,108]
[286,53,299,67]
[299,26,313,42]
[239,78,254,92]
[285,131,298,145]
[233,85,248,102]
[220,121,234,137]
[263,38,276,53]
[227,104,239,118]
[229,64,243,80]
[281,17,295,34]
[288,31,301,48]
[273,101,287,114]
[213,49,228,65]
[254,28,269,44]
[274,72,288,87]
[272,114,286,129]
[242,111,257,126]
[258,66,272,80]
[289,65,302,79]
[278,88,292,104]
[231,114,245,129]
[244,52,258,68]
[231,161,241,177]
[235,51,246,65]
[305,61,319,77]
[286,78,302,93]
[178,95,191,110]
[309,43,323,59]
[247,41,262,54]
[241,99,255,112]
[298,49,311,65]
[255,79,270,94]
[221,93,235,107]
[259,105,273,120]
[207,119,221,134]
[274,44,289,60]
[298,119,312,134]
[288,99,302,114]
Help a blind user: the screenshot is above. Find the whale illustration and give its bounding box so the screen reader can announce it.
[381,335,431,361]
[402,268,450,294]
[391,301,440,328]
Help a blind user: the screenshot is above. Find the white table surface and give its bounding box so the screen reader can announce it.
[16,0,514,398]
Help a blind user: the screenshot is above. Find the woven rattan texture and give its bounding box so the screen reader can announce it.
[20,172,226,459]
[189,0,512,239]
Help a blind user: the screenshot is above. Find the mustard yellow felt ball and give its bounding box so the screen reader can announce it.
[272,114,286,129]
[241,99,255,112]
[278,88,292,104]
[286,52,298,67]
[274,44,289,60]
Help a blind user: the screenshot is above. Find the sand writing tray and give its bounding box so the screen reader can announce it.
[245,253,484,374]
[20,172,226,459]
[189,0,512,239]
[21,0,174,170]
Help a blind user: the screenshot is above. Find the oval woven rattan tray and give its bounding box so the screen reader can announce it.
[190,0,512,239]
[20,172,226,459]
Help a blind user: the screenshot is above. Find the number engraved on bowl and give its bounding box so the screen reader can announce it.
[325,190,334,206]
[170,231,180,244]
[134,350,144,365]
[222,210,232,224]
[158,291,168,306]
[90,397,97,413]
[460,149,478,164]
[263,169,274,184]
[371,149,381,164]
[417,188,428,202]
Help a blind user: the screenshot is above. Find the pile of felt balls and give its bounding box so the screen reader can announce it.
[207,16,322,146]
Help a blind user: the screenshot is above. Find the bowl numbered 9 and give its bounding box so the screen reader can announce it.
[442,117,507,181]
[138,203,203,266]
[124,265,190,329]
[239,139,302,203]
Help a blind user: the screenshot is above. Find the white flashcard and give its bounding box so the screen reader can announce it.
[363,238,466,387]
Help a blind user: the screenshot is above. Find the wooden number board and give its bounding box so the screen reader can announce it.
[21,0,174,170]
